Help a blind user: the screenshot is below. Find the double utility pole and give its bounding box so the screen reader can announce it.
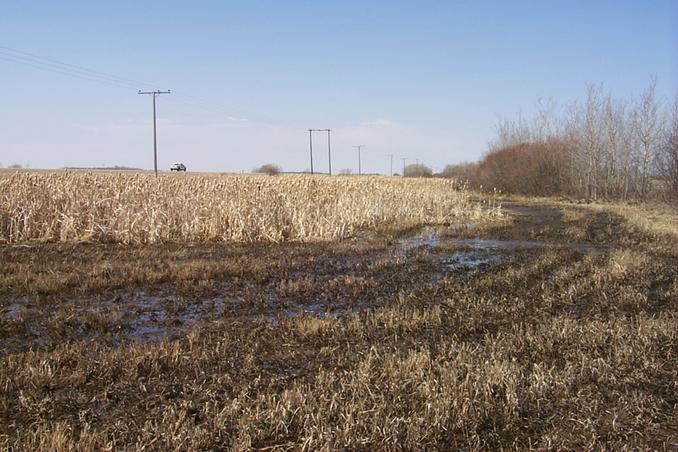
[308,128,332,175]
[386,154,394,176]
[139,90,171,176]
[401,158,408,177]
[353,145,365,175]
[308,129,314,174]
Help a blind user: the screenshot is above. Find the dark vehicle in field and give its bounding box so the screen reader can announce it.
[170,163,187,172]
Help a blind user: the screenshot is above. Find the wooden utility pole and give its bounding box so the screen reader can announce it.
[353,145,365,175]
[138,90,171,176]
[308,129,314,174]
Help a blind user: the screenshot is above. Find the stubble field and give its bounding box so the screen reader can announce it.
[0,171,676,450]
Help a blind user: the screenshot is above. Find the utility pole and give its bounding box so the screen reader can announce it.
[353,145,365,175]
[308,129,314,174]
[138,90,171,176]
[387,154,393,176]
[326,129,332,176]
[401,158,408,177]
[309,128,331,175]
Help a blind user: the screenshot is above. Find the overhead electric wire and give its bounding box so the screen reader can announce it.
[0,45,152,89]
[0,44,250,120]
[0,52,140,90]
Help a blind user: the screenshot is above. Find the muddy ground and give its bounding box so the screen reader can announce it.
[1,203,606,350]
[1,200,676,450]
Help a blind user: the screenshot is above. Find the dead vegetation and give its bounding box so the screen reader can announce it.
[444,83,678,203]
[0,193,676,450]
[0,172,495,244]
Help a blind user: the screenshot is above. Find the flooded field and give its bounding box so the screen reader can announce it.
[1,199,676,450]
[1,218,610,349]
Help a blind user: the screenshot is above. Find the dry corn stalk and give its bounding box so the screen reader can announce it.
[0,172,497,244]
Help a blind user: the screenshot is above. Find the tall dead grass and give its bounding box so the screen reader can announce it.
[0,172,496,244]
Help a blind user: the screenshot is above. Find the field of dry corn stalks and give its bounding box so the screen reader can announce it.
[0,171,494,244]
[0,172,676,450]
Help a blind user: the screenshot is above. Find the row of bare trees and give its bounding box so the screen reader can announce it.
[449,81,677,201]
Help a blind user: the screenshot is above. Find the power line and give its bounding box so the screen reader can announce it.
[0,52,140,90]
[0,45,247,121]
[0,45,152,89]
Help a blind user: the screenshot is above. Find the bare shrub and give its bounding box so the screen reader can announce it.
[254,164,282,176]
[441,162,479,182]
[404,164,433,178]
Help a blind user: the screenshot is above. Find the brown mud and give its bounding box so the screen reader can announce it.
[0,200,676,450]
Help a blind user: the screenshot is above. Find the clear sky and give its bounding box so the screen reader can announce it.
[1,1,676,173]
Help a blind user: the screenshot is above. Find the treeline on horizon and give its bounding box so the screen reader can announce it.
[443,81,678,202]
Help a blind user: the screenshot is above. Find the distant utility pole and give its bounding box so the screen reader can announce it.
[401,157,408,177]
[309,128,332,175]
[415,158,419,166]
[308,129,314,174]
[353,145,365,175]
[326,129,332,176]
[387,154,393,176]
[138,90,171,176]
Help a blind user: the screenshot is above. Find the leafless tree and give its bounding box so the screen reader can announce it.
[601,94,632,199]
[632,79,664,199]
[479,80,673,201]
[574,84,605,200]
[656,98,678,201]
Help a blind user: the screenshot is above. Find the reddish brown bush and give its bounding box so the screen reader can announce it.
[475,139,576,196]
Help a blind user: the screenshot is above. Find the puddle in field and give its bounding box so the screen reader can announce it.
[441,251,498,271]
[284,302,327,318]
[396,222,476,251]
[2,293,239,345]
[281,300,368,319]
[398,229,441,250]
[447,238,600,253]
[265,300,375,325]
[270,302,332,324]
[397,229,602,274]
[125,294,232,342]
[3,303,23,319]
[3,224,604,350]
[178,298,226,324]
[398,231,504,274]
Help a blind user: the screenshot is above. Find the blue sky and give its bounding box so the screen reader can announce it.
[1,1,676,173]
